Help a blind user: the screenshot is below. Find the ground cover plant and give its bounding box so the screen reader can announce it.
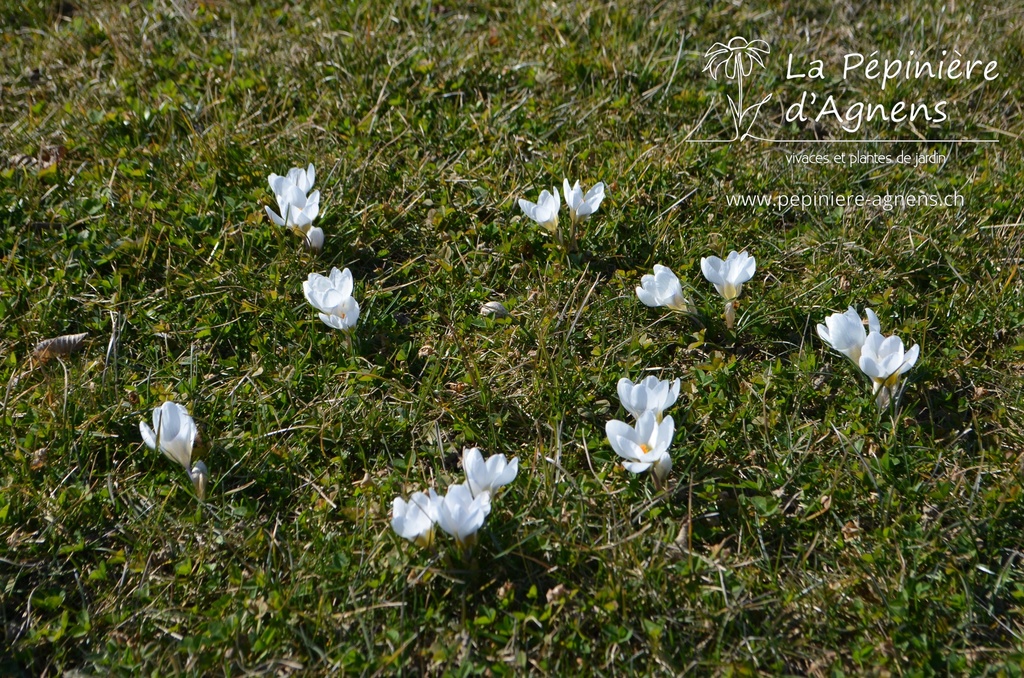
[2,0,1024,673]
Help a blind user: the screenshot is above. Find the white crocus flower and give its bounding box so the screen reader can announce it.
[266,164,321,231]
[303,267,360,332]
[266,163,322,250]
[139,401,197,471]
[189,461,209,501]
[463,448,518,498]
[617,375,680,421]
[562,179,605,224]
[518,188,560,233]
[391,489,441,547]
[701,250,756,328]
[701,250,756,301]
[605,410,675,486]
[636,265,694,313]
[436,483,491,549]
[816,306,881,366]
[859,331,920,407]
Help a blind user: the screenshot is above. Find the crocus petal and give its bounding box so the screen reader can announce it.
[139,421,157,450]
[302,279,320,310]
[704,42,731,59]
[653,415,675,457]
[729,252,756,284]
[900,343,920,373]
[616,378,635,413]
[859,331,913,389]
[158,402,181,443]
[265,206,285,226]
[605,419,638,446]
[518,199,537,221]
[607,411,675,467]
[495,457,518,488]
[701,256,725,286]
[272,175,293,199]
[485,455,505,478]
[286,166,305,190]
[305,189,320,219]
[578,182,605,216]
[536,189,559,224]
[562,178,577,210]
[463,447,486,496]
[866,308,881,334]
[667,379,680,405]
[284,184,306,207]
[635,282,659,307]
[622,461,653,475]
[330,267,353,298]
[160,438,190,470]
[634,410,657,442]
[816,323,832,346]
[606,421,647,462]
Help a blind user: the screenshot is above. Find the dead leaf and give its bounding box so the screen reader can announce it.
[38,145,66,170]
[31,448,48,470]
[546,584,567,605]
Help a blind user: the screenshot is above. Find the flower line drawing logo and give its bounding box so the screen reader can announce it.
[702,37,773,141]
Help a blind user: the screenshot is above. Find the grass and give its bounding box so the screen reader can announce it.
[2,0,1024,673]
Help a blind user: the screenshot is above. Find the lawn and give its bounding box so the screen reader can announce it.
[2,0,1024,674]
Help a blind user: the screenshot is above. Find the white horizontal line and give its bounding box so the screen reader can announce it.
[761,138,998,144]
[686,138,999,144]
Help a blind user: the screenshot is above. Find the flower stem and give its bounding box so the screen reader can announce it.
[724,300,736,329]
[736,54,744,123]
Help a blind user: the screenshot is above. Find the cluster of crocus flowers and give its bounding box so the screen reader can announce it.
[266,163,323,251]
[701,250,756,328]
[519,178,605,251]
[303,267,361,332]
[265,164,363,335]
[817,306,921,408]
[636,250,755,328]
[392,448,518,552]
[606,375,679,488]
[139,401,208,500]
